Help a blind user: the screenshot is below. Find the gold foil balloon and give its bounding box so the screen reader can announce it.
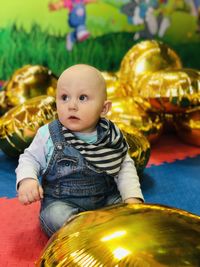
[0,89,6,115]
[101,71,127,99]
[118,123,151,173]
[135,68,200,113]
[101,71,119,82]
[106,97,164,144]
[119,40,182,94]
[0,65,57,115]
[36,203,200,267]
[173,107,200,146]
[0,95,57,157]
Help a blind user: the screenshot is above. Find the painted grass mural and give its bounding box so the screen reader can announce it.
[0,0,200,80]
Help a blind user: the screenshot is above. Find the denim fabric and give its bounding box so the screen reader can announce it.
[40,120,121,236]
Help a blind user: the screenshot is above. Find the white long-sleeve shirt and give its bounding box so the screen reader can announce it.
[16,124,144,202]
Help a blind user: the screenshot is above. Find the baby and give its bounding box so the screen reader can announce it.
[16,64,144,237]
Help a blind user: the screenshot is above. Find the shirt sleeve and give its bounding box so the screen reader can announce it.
[15,126,49,189]
[116,153,144,202]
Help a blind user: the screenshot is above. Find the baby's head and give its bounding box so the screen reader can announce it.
[56,64,112,133]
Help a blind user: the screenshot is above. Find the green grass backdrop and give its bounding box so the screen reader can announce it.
[0,0,199,80]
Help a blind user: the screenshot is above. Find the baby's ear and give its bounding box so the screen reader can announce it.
[101,100,112,117]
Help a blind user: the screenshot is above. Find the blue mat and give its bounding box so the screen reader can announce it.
[0,150,18,198]
[141,155,200,215]
[0,150,200,216]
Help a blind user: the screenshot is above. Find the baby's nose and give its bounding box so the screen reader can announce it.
[68,99,78,110]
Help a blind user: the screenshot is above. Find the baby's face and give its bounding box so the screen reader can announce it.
[56,65,111,133]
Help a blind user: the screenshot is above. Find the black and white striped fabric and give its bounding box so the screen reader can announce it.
[62,118,128,177]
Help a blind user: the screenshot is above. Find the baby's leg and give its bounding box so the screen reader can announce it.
[40,200,79,237]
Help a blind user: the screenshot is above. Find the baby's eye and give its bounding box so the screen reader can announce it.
[79,95,88,101]
[61,94,69,101]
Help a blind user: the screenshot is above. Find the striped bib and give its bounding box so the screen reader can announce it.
[62,119,128,177]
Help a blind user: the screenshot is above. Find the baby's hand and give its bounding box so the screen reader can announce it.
[124,197,143,204]
[18,178,43,205]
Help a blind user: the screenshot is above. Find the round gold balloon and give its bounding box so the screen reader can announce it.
[173,107,200,146]
[0,65,57,115]
[106,97,164,144]
[0,95,57,157]
[36,203,200,267]
[135,68,200,113]
[119,40,182,94]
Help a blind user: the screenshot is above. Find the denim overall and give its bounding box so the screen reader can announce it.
[40,120,121,236]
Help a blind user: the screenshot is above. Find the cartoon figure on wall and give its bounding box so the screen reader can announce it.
[121,0,188,40]
[197,3,200,33]
[185,0,200,33]
[121,0,158,40]
[49,0,96,51]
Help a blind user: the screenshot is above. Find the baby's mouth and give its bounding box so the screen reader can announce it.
[68,116,80,120]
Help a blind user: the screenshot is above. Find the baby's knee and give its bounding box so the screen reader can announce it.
[40,202,78,236]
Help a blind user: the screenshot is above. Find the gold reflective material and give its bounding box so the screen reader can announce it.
[101,71,119,82]
[0,90,6,115]
[117,123,151,173]
[173,107,200,146]
[106,97,163,144]
[0,65,57,114]
[36,203,200,267]
[0,95,57,157]
[107,80,128,100]
[135,68,200,113]
[101,71,127,99]
[119,40,182,93]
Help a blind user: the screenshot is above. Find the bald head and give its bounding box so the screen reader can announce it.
[57,64,107,100]
[56,64,112,132]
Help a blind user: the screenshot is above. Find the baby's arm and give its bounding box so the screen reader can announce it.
[124,197,143,204]
[116,153,144,203]
[18,178,43,205]
[16,127,48,205]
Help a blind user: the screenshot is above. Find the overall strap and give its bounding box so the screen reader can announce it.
[48,120,66,150]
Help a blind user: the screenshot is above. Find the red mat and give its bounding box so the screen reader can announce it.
[0,198,48,266]
[147,133,200,166]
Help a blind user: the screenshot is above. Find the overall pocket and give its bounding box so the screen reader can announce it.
[57,156,78,177]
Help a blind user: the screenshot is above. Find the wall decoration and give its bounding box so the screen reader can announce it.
[0,0,199,81]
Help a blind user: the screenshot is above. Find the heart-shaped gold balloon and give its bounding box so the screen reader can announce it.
[0,65,57,115]
[134,68,200,113]
[36,203,200,267]
[119,40,182,93]
[0,95,57,157]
